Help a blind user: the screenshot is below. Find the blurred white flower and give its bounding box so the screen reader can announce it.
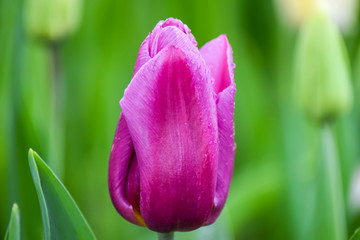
[276,0,359,33]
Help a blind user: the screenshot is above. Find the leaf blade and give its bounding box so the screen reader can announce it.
[4,203,20,240]
[28,149,96,240]
[351,228,360,240]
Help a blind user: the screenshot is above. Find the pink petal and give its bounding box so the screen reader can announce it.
[133,18,197,76]
[206,85,236,225]
[200,34,235,94]
[133,34,151,77]
[200,34,236,224]
[153,18,197,49]
[108,114,144,226]
[121,46,218,232]
[148,26,198,58]
[125,153,140,216]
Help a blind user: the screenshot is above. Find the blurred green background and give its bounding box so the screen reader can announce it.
[1,0,360,239]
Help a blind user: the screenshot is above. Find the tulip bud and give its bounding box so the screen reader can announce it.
[25,0,82,42]
[108,18,236,233]
[276,0,359,33]
[294,10,352,124]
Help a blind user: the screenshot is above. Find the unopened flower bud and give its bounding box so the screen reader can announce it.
[108,18,236,233]
[25,0,82,42]
[294,10,353,123]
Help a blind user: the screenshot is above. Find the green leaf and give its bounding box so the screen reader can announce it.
[350,228,360,240]
[28,149,96,240]
[4,203,20,240]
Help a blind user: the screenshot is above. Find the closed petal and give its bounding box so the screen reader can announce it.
[133,18,197,76]
[200,34,235,94]
[125,153,142,223]
[159,18,197,46]
[201,34,236,224]
[121,46,218,232]
[108,114,144,226]
[148,26,198,58]
[206,85,236,225]
[133,34,151,76]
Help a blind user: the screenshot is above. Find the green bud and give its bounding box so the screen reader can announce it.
[294,10,353,124]
[25,0,82,42]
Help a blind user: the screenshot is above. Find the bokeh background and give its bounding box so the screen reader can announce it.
[1,0,360,239]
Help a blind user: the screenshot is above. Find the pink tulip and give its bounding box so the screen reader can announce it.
[108,18,235,233]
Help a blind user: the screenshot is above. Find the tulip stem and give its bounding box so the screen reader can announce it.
[351,26,360,63]
[49,41,65,179]
[321,124,346,240]
[158,232,174,240]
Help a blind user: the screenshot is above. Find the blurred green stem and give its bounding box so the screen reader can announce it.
[321,124,346,240]
[158,232,174,240]
[49,42,65,179]
[350,27,360,63]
